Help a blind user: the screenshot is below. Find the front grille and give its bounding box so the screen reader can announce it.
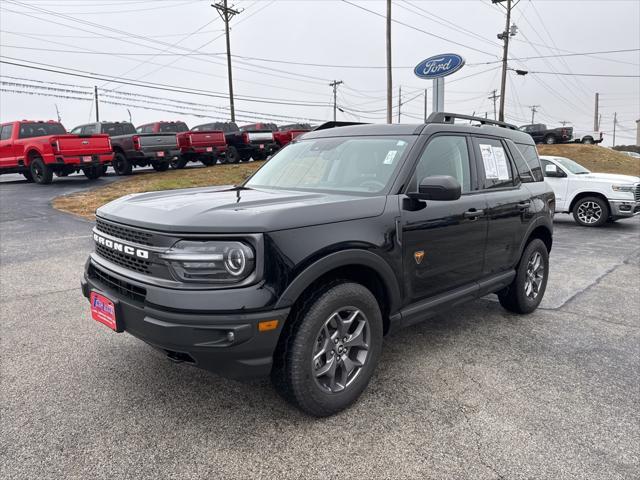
[95,243,151,274]
[634,184,639,201]
[89,264,146,303]
[96,218,153,246]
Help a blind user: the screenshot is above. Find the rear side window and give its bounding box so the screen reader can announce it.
[473,137,515,189]
[159,122,188,133]
[137,125,154,134]
[504,139,534,183]
[18,122,66,138]
[515,143,544,182]
[0,124,13,140]
[81,125,98,135]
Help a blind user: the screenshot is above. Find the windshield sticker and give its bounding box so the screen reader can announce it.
[479,144,499,179]
[383,150,398,165]
[492,146,510,180]
[396,140,407,147]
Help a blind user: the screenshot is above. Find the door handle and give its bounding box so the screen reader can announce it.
[463,209,484,219]
[517,201,531,210]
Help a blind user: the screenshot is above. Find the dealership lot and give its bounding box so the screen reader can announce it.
[1,174,638,479]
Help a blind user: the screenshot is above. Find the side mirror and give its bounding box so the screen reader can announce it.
[408,175,462,201]
[544,164,566,178]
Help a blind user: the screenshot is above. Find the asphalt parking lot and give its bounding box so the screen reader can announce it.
[1,172,638,480]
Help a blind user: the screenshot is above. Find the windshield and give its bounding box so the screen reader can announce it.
[19,122,66,138]
[555,157,590,174]
[246,136,414,195]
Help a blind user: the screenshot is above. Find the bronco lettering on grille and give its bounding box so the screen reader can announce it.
[93,233,149,259]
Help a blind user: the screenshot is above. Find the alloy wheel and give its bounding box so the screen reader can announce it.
[577,201,602,224]
[524,251,545,299]
[311,307,370,393]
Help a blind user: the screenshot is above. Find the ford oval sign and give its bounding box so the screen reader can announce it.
[414,54,465,79]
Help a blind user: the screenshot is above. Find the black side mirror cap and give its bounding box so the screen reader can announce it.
[408,175,462,201]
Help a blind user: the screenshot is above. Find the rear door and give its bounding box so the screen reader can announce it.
[401,134,488,303]
[472,136,532,275]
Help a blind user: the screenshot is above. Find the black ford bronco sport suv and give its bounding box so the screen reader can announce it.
[82,113,554,417]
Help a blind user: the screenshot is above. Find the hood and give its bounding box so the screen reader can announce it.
[97,186,387,233]
[582,172,640,184]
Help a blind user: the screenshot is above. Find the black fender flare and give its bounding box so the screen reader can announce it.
[517,215,553,258]
[274,249,402,314]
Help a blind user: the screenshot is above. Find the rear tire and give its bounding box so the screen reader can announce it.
[498,238,549,314]
[572,196,609,227]
[170,157,188,169]
[22,170,34,182]
[29,157,53,185]
[582,136,594,145]
[82,166,103,180]
[271,281,383,417]
[113,152,132,176]
[152,161,169,172]
[226,146,240,164]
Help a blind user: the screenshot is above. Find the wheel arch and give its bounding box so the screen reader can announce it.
[518,217,553,259]
[25,148,43,165]
[274,249,402,335]
[568,191,609,212]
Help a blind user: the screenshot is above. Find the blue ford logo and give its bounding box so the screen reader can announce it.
[414,53,465,79]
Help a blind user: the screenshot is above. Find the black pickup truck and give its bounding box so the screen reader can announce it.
[82,113,554,416]
[192,121,278,163]
[70,121,179,175]
[519,123,573,145]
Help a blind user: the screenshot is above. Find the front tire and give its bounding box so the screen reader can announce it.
[582,136,594,145]
[22,170,34,182]
[544,135,557,145]
[572,196,609,227]
[29,157,53,185]
[271,282,383,417]
[498,238,549,314]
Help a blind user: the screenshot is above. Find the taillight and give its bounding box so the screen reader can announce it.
[107,137,112,150]
[50,138,60,154]
[132,135,141,150]
[242,131,250,144]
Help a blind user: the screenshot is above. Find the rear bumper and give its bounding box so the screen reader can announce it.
[82,259,289,379]
[610,200,640,218]
[180,145,227,156]
[49,153,113,165]
[132,149,180,161]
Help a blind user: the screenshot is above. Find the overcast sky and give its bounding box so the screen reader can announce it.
[1,0,638,145]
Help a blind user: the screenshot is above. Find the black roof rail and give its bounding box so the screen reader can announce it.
[427,112,518,130]
[313,121,367,131]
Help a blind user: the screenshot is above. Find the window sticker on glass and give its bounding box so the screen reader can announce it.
[479,144,499,179]
[383,150,397,165]
[396,140,407,147]
[492,146,510,180]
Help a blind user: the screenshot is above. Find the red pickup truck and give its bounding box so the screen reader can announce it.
[136,121,227,169]
[240,122,310,149]
[0,120,113,184]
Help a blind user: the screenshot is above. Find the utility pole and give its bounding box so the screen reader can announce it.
[594,92,599,131]
[529,105,540,124]
[397,86,402,123]
[636,119,640,146]
[213,1,241,122]
[94,85,100,122]
[613,112,617,146]
[496,0,514,122]
[559,121,571,126]
[424,89,428,123]
[488,90,500,120]
[329,80,343,121]
[386,0,392,124]
[127,109,132,123]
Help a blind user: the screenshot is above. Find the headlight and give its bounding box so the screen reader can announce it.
[161,240,255,283]
[612,184,634,193]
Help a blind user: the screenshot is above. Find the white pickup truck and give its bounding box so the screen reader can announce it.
[540,155,640,226]
[572,129,603,144]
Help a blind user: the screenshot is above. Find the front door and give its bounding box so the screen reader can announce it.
[540,158,569,211]
[401,135,488,304]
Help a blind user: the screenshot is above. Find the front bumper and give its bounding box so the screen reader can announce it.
[82,258,289,379]
[609,199,640,218]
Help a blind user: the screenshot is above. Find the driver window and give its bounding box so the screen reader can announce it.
[410,135,471,193]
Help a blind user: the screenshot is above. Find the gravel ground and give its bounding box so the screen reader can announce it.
[1,172,638,480]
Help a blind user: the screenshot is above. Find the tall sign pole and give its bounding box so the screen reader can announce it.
[386,0,392,124]
[423,89,428,123]
[213,1,241,122]
[497,0,513,122]
[414,54,465,114]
